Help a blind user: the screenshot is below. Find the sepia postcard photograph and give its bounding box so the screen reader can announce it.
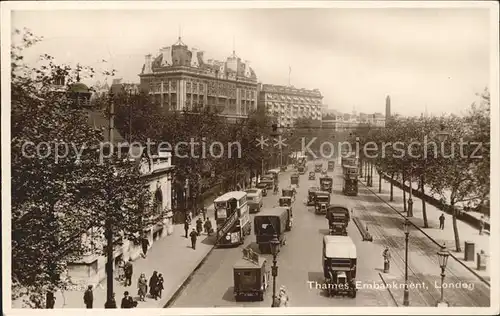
[1,1,499,315]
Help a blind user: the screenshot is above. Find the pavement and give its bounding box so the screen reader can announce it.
[52,205,216,308]
[364,171,490,284]
[352,171,490,307]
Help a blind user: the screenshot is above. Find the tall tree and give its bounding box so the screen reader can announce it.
[11,29,152,307]
[426,115,483,252]
[465,87,490,214]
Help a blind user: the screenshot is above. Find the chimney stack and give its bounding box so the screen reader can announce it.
[160,47,172,66]
[197,51,205,65]
[244,60,251,77]
[144,54,152,73]
[190,48,199,67]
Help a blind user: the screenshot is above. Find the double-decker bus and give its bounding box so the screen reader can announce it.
[214,191,251,247]
[342,165,358,196]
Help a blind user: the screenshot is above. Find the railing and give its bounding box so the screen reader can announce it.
[381,174,490,231]
[217,210,239,243]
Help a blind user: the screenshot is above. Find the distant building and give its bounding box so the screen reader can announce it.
[139,36,258,120]
[110,78,140,95]
[257,84,323,127]
[321,110,385,131]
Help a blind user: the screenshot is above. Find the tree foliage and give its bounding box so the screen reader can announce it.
[11,29,152,307]
[361,98,490,252]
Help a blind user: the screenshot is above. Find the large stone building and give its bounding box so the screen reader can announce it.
[258,84,323,127]
[139,37,258,120]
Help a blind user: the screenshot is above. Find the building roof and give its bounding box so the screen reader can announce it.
[69,82,90,94]
[146,38,257,80]
[86,109,125,144]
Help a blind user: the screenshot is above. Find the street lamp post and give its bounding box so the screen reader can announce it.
[184,179,189,216]
[403,219,410,306]
[355,137,362,177]
[368,161,373,187]
[269,236,280,307]
[436,244,450,307]
[407,164,414,217]
[104,95,117,309]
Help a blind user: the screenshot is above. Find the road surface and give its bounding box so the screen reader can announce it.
[170,160,396,307]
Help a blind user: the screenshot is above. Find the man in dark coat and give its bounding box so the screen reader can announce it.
[83,285,93,308]
[120,291,135,308]
[204,219,213,236]
[149,271,159,300]
[189,228,198,250]
[439,213,445,230]
[124,259,133,287]
[184,220,190,238]
[196,217,203,236]
[141,237,150,258]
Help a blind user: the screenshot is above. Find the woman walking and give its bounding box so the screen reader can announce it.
[149,271,159,299]
[137,273,148,302]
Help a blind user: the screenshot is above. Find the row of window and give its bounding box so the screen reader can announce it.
[265,101,322,110]
[265,93,322,104]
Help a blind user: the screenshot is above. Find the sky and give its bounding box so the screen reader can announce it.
[11,6,493,116]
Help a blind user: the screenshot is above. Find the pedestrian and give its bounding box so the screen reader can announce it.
[149,271,159,299]
[278,286,289,307]
[107,292,117,308]
[137,273,148,301]
[141,236,150,258]
[188,210,193,223]
[479,215,485,235]
[204,219,213,236]
[45,291,55,309]
[202,207,207,221]
[117,258,125,282]
[383,247,391,273]
[184,220,190,238]
[124,259,133,287]
[120,291,135,308]
[196,217,203,236]
[157,273,164,298]
[190,228,198,250]
[83,285,93,309]
[439,213,445,230]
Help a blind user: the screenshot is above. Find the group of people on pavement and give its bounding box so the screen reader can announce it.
[78,204,214,309]
[137,271,164,301]
[82,269,164,308]
[184,207,213,250]
[117,258,134,286]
